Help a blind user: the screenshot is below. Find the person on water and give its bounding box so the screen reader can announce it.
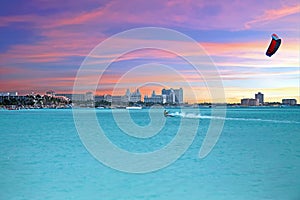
[164,110,168,117]
[164,110,175,117]
[164,110,172,117]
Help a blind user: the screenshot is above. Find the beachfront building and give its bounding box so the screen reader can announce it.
[85,92,94,101]
[162,89,173,103]
[144,91,163,104]
[161,88,183,104]
[110,90,142,105]
[129,89,142,102]
[111,95,123,104]
[71,94,85,101]
[124,89,131,102]
[0,92,19,103]
[255,92,264,105]
[282,99,297,106]
[56,92,94,101]
[94,95,104,102]
[241,98,259,106]
[174,88,183,104]
[0,92,18,97]
[104,94,112,102]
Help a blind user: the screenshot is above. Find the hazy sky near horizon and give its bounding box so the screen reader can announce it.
[0,0,299,102]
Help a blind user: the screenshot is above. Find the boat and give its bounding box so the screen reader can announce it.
[126,106,142,110]
[96,106,105,109]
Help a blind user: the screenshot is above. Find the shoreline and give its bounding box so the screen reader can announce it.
[1,104,299,111]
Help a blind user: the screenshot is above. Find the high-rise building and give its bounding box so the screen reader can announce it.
[282,99,297,106]
[162,89,171,96]
[161,88,183,104]
[255,92,264,105]
[174,88,183,104]
[162,94,167,104]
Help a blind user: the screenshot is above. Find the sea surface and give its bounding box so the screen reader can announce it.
[1,107,300,200]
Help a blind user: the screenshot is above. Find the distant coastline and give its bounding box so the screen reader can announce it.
[1,99,299,111]
[1,90,298,110]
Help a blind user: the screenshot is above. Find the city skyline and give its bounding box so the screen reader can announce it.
[1,89,297,106]
[0,1,299,103]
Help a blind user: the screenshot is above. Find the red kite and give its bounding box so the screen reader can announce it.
[266,33,281,57]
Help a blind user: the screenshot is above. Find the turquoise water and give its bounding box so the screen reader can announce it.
[1,108,300,200]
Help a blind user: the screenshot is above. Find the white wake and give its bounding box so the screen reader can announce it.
[167,111,300,124]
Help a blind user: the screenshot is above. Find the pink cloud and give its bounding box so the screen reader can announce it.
[244,4,300,29]
[1,0,298,67]
[0,66,27,75]
[0,29,106,64]
[1,0,299,32]
[0,14,38,27]
[46,8,106,28]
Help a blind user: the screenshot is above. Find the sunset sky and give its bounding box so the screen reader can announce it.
[0,0,299,103]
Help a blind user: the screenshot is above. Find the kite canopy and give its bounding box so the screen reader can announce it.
[266,33,281,57]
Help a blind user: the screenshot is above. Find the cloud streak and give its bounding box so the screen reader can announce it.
[244,4,300,29]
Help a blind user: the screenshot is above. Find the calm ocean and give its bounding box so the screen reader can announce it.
[1,107,300,200]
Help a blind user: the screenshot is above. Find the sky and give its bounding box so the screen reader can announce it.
[0,0,299,103]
